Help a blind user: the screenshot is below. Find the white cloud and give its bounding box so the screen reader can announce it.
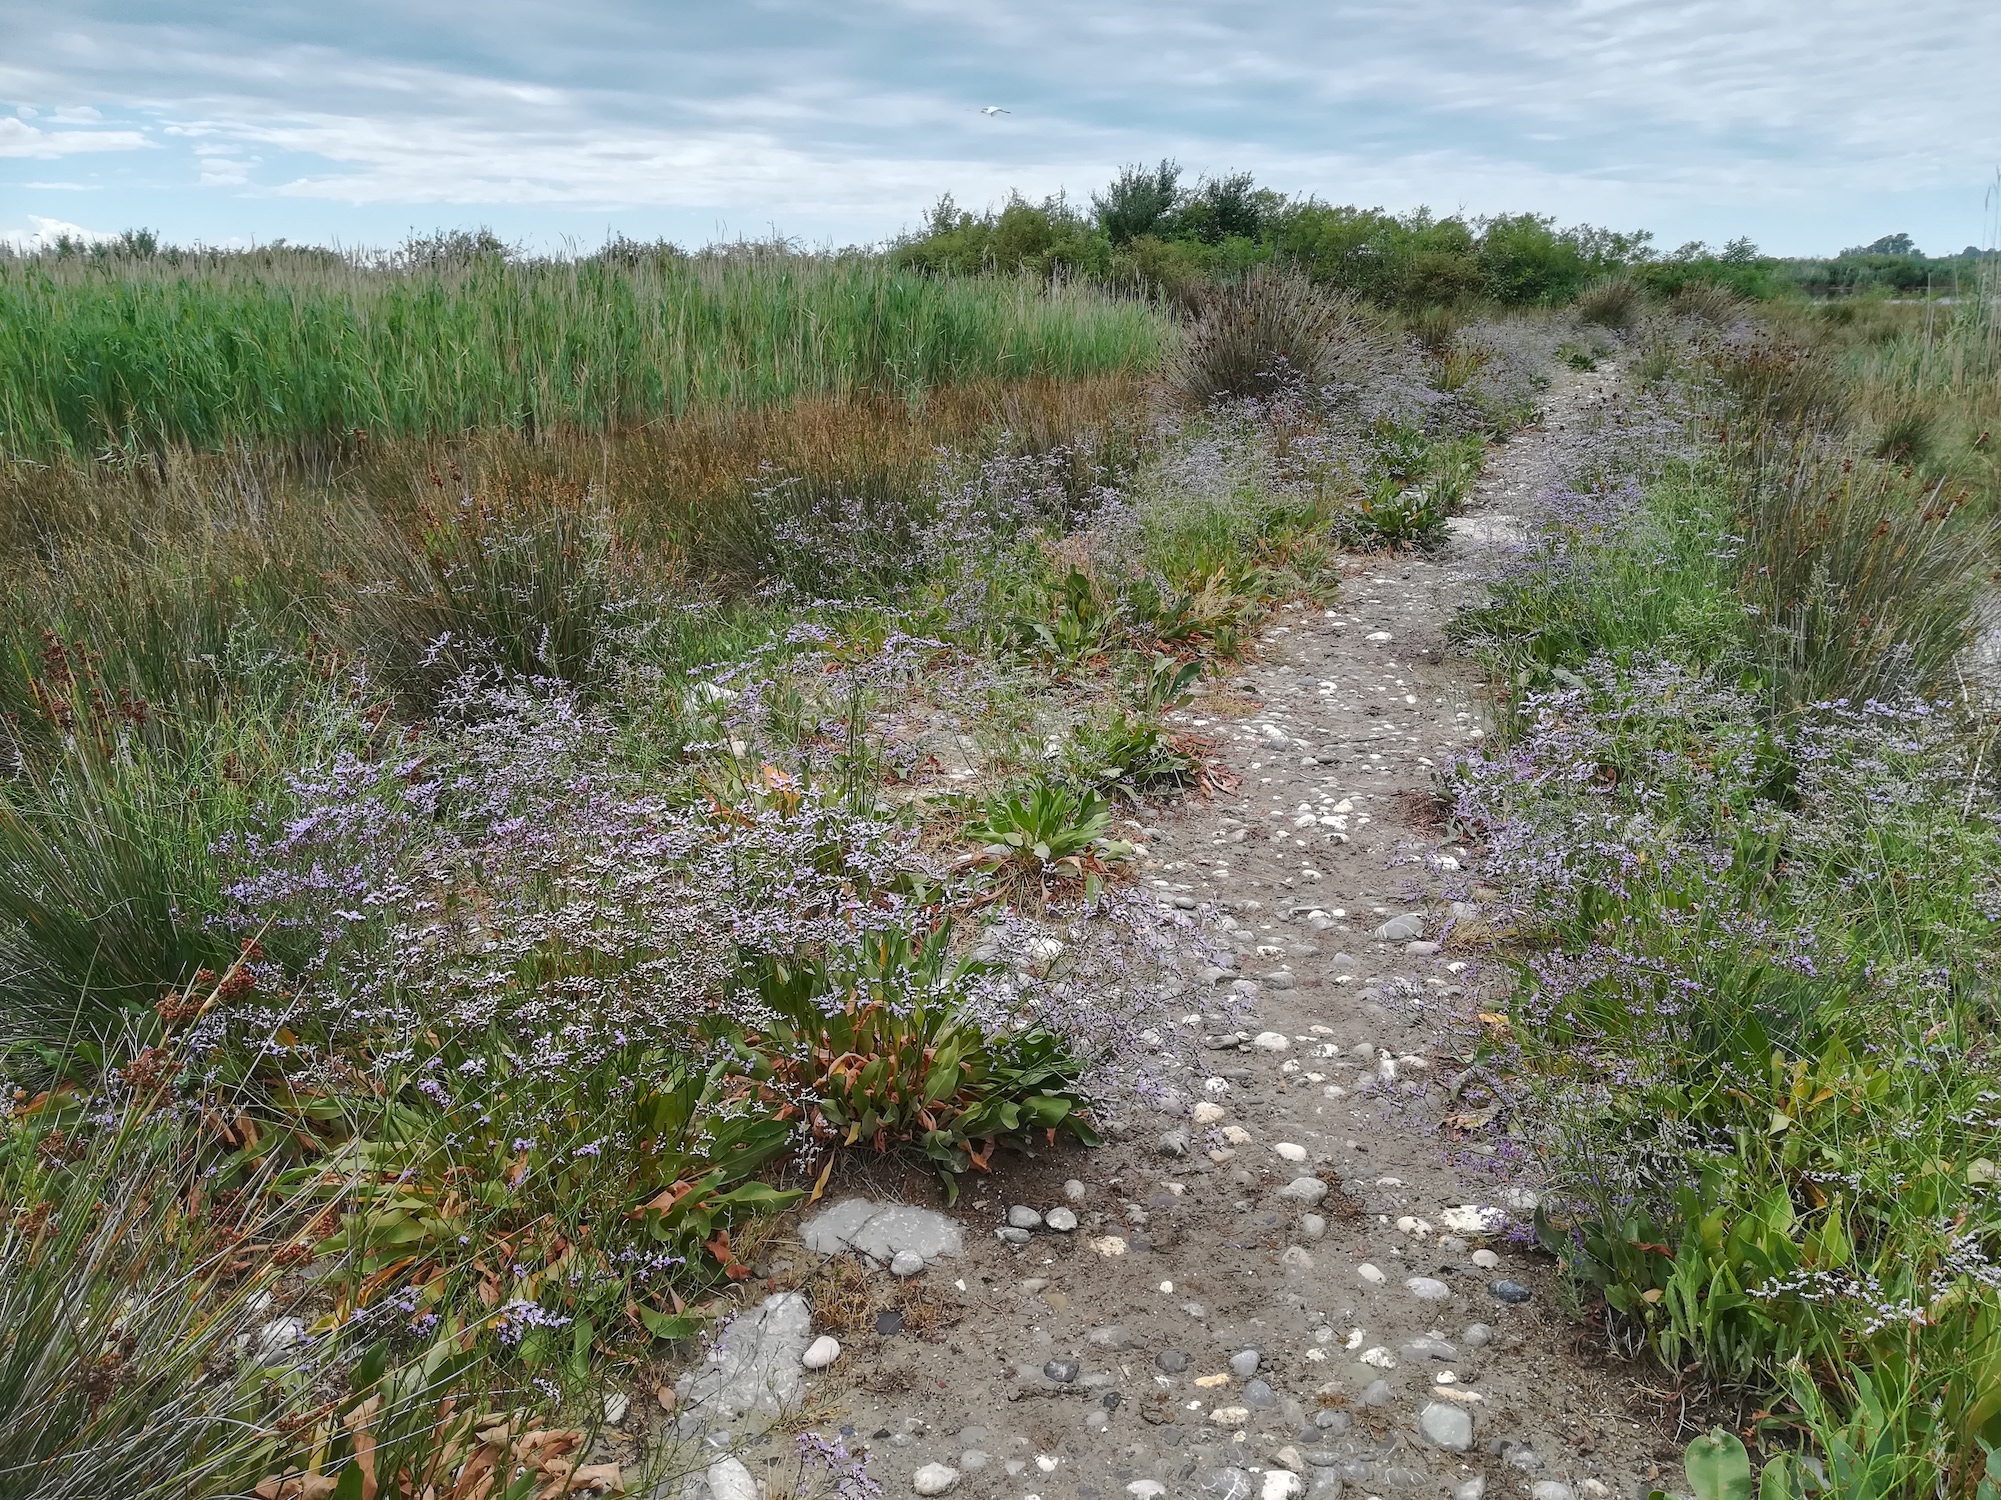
[0,115,149,158]
[1,1,1996,248]
[0,213,115,250]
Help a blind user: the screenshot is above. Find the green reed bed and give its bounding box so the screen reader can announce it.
[0,253,1169,460]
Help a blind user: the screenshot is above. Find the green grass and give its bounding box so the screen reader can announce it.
[0,261,1551,1495]
[0,252,1169,460]
[1455,306,2001,1494]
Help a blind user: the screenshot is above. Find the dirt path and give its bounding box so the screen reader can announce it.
[688,368,1676,1500]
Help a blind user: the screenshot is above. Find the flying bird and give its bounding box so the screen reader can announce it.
[980,106,1010,116]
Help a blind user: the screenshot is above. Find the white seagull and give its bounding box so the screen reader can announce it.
[980,106,1010,116]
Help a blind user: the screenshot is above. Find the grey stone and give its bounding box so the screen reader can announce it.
[1044,1358,1080,1383]
[1489,1279,1533,1305]
[1277,1177,1329,1204]
[1242,1378,1276,1409]
[1155,1349,1190,1373]
[1404,941,1442,956]
[704,1456,759,1500]
[672,1292,811,1430]
[1196,1467,1255,1500]
[1045,1207,1079,1233]
[1159,1128,1192,1157]
[1400,1337,1458,1361]
[1529,1486,1575,1500]
[996,1227,1032,1246]
[1063,1179,1088,1201]
[1228,1349,1261,1378]
[1404,1276,1452,1301]
[1007,1205,1044,1230]
[802,1200,962,1266]
[1299,1214,1327,1242]
[1461,1324,1494,1349]
[1371,914,1424,942]
[889,1250,925,1277]
[1357,1379,1394,1408]
[1419,1402,1474,1452]
[1086,1325,1129,1349]
[1453,1480,1487,1500]
[1506,1447,1546,1473]
[1313,1409,1351,1434]
[959,1451,989,1472]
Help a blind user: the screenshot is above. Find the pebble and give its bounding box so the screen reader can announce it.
[1193,1102,1228,1125]
[1401,1337,1457,1361]
[706,1457,758,1500]
[601,1392,629,1426]
[1197,1468,1255,1500]
[1007,1205,1043,1230]
[1529,1485,1576,1500]
[1063,1179,1088,1202]
[1156,1350,1191,1373]
[1356,1263,1387,1285]
[1299,1213,1326,1241]
[1242,1378,1276,1408]
[1229,1349,1261,1377]
[960,1451,989,1471]
[1159,1128,1191,1157]
[1371,913,1424,942]
[911,1463,960,1496]
[1454,1481,1488,1500]
[1044,1358,1080,1383]
[1281,1245,1314,1269]
[1273,1142,1308,1163]
[1405,1276,1452,1301]
[1277,1177,1328,1204]
[890,1250,925,1277]
[1471,1248,1501,1270]
[1405,940,1442,956]
[802,1335,841,1369]
[1045,1207,1079,1233]
[1357,1379,1394,1407]
[1127,1483,1167,1499]
[1262,1473,1304,1500]
[997,1227,1031,1246]
[1461,1323,1494,1349]
[1252,1031,1291,1051]
[1489,1279,1534,1305]
[1419,1401,1474,1452]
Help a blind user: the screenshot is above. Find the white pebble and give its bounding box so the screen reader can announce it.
[912,1463,960,1495]
[1045,1207,1079,1233]
[802,1335,841,1369]
[1273,1142,1308,1163]
[1356,1263,1387,1285]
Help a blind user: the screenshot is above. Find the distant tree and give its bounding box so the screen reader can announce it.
[1093,161,1183,245]
[1170,172,1280,245]
[1719,236,1760,264]
[1858,232,1917,256]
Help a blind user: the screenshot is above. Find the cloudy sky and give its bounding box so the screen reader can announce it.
[4,1,1998,257]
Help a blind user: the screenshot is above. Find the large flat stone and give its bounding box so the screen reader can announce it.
[802,1199,963,1266]
[673,1292,812,1431]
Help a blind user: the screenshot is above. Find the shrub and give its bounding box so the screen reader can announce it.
[1734,440,1992,705]
[0,1105,305,1499]
[732,926,1097,1196]
[1168,269,1389,406]
[1576,276,1643,332]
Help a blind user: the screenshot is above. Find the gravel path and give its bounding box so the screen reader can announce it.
[682,368,1678,1500]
